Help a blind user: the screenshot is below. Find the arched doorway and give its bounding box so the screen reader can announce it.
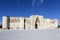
[35,17,40,29]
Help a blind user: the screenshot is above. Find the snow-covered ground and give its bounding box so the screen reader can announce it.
[0,29,60,40]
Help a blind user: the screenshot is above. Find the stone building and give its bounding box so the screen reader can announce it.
[2,15,58,30]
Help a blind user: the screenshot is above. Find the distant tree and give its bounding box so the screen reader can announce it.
[0,24,2,28]
[58,25,60,28]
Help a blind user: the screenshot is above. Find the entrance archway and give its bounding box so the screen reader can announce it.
[35,17,40,29]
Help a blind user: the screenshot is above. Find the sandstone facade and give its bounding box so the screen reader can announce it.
[2,15,58,30]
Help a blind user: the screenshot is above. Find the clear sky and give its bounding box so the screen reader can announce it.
[0,0,60,24]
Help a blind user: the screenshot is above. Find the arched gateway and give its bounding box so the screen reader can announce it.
[35,17,40,29]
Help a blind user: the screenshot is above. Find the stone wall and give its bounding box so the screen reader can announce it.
[2,15,58,30]
[10,17,20,29]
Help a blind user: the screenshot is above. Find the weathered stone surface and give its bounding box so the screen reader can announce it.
[2,15,58,30]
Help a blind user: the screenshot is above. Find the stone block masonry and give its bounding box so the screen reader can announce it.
[2,15,58,30]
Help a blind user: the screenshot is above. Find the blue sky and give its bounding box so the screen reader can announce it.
[0,0,60,24]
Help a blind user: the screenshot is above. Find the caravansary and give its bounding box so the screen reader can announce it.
[2,15,58,30]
